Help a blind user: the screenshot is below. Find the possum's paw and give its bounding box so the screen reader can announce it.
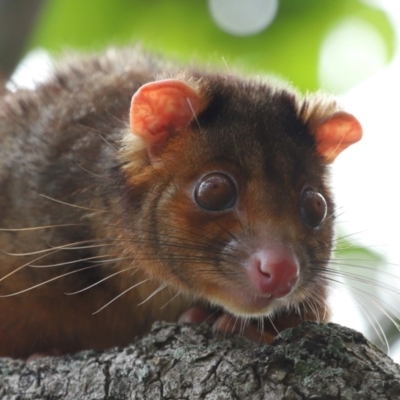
[178,306,275,344]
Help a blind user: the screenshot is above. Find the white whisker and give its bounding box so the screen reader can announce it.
[0,223,88,231]
[65,266,139,295]
[39,194,107,213]
[0,264,101,297]
[92,278,151,314]
[160,291,181,309]
[137,282,171,306]
[30,253,119,268]
[1,239,108,256]
[0,250,60,283]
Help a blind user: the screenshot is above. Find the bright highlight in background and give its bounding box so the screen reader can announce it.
[318,17,388,92]
[6,49,52,91]
[208,0,279,36]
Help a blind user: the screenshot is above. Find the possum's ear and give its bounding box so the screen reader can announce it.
[130,79,204,147]
[313,111,362,163]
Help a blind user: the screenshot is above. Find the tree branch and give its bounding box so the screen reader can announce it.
[0,321,399,399]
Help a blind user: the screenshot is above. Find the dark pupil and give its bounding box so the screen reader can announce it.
[300,189,327,228]
[195,173,236,211]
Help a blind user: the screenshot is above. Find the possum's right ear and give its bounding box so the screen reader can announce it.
[130,79,204,149]
[313,111,363,163]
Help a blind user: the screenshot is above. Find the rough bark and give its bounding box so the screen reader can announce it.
[0,321,399,400]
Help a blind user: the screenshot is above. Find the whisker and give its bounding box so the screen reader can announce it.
[186,97,202,132]
[0,264,101,297]
[65,265,139,295]
[329,285,400,331]
[257,317,265,344]
[88,256,132,264]
[267,316,282,339]
[0,223,88,232]
[333,231,370,245]
[72,154,108,178]
[222,314,235,339]
[104,221,233,249]
[46,242,114,252]
[231,314,240,334]
[160,291,182,309]
[212,220,240,246]
[331,258,400,271]
[361,308,390,351]
[233,208,246,236]
[105,109,126,127]
[29,253,120,268]
[137,282,171,306]
[102,233,234,259]
[0,250,61,283]
[92,278,151,314]
[76,122,118,151]
[328,279,400,328]
[221,56,231,72]
[1,239,109,256]
[323,267,400,296]
[39,194,107,213]
[193,308,221,332]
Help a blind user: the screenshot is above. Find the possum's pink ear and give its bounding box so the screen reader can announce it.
[314,111,362,163]
[130,79,203,146]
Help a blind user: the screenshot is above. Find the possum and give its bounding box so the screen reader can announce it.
[0,47,362,358]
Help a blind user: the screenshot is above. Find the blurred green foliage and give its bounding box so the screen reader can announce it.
[30,0,394,92]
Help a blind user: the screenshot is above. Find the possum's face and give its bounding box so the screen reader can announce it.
[121,75,362,318]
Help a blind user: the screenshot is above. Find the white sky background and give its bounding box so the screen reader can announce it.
[7,0,400,363]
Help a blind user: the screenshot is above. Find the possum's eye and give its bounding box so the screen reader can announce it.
[195,173,236,211]
[300,188,327,228]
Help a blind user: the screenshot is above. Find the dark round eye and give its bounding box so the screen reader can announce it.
[300,189,327,228]
[195,173,236,211]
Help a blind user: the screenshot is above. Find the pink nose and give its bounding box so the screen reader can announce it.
[246,245,300,298]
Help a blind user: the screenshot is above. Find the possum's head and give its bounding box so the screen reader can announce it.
[120,75,362,318]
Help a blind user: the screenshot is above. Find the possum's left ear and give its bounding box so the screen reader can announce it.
[130,79,204,147]
[313,111,363,163]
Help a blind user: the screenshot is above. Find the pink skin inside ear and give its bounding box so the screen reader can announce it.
[130,79,201,145]
[315,111,363,162]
